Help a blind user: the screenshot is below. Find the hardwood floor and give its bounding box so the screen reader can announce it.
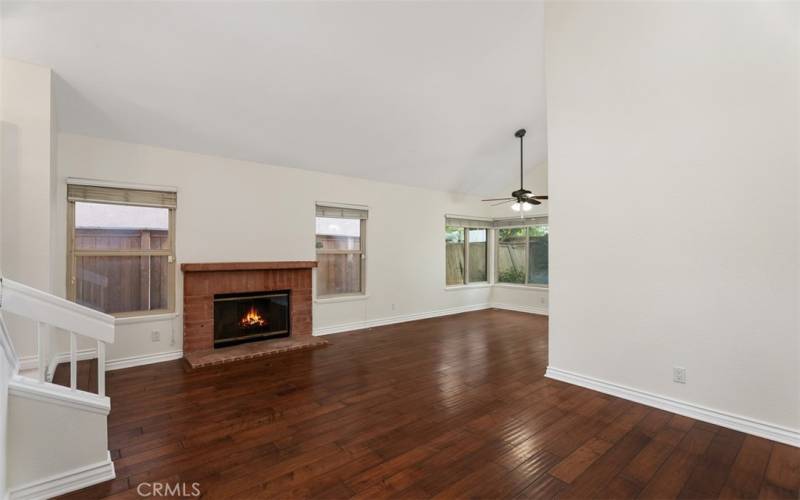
[61,309,799,499]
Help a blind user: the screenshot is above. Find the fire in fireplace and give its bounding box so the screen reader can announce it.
[213,290,290,348]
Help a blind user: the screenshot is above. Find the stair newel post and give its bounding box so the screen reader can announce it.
[37,321,45,383]
[70,332,77,390]
[97,340,105,397]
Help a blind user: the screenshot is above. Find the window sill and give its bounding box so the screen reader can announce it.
[114,312,179,325]
[315,294,369,304]
[444,283,492,291]
[492,283,549,291]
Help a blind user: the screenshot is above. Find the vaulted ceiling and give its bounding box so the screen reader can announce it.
[2,2,546,196]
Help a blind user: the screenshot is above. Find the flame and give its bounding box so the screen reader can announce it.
[239,305,266,328]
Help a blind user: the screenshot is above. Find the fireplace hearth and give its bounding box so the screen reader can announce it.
[213,290,290,348]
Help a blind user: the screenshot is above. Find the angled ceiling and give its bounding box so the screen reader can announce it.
[1,1,547,196]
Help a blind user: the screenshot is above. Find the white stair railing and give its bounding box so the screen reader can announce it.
[0,277,114,397]
[0,309,19,373]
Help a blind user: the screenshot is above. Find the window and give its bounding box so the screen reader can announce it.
[445,217,489,286]
[468,228,488,282]
[445,226,465,285]
[496,222,548,286]
[315,204,367,297]
[67,184,176,316]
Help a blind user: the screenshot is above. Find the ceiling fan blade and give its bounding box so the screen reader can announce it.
[482,197,514,202]
[491,200,512,207]
[521,192,548,200]
[529,199,542,205]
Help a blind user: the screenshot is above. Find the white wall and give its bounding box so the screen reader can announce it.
[0,58,55,359]
[56,133,497,362]
[6,393,109,491]
[546,2,799,432]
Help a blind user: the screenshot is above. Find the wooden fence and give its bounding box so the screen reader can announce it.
[74,228,169,314]
[446,242,487,285]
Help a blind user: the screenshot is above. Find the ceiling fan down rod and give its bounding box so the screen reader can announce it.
[515,128,526,191]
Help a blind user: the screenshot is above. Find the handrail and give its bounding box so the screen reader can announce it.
[0,276,114,396]
[0,312,19,371]
[0,277,114,343]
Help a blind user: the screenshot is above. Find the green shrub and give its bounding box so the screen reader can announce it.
[498,268,525,284]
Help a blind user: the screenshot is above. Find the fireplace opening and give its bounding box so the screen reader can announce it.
[213,290,290,348]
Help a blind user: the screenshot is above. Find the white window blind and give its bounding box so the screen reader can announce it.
[315,204,368,220]
[492,216,548,228]
[68,184,177,209]
[444,216,493,228]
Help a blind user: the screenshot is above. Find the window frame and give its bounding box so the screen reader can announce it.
[66,192,177,318]
[494,223,549,288]
[315,217,366,299]
[445,225,489,287]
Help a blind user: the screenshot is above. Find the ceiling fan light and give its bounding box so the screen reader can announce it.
[511,202,521,212]
[522,202,533,211]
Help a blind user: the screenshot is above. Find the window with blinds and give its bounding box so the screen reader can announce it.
[67,183,177,316]
[315,204,367,297]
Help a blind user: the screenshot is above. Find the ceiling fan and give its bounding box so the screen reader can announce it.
[482,128,548,213]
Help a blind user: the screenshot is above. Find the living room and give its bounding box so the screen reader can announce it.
[0,2,798,499]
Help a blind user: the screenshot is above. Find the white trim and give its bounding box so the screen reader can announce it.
[313,303,491,336]
[66,176,177,193]
[18,355,38,373]
[491,302,549,316]
[114,312,178,325]
[22,349,185,377]
[444,283,492,291]
[8,375,110,415]
[8,451,115,500]
[545,366,800,448]
[0,313,19,371]
[492,283,549,291]
[105,350,183,371]
[315,294,370,304]
[0,278,115,343]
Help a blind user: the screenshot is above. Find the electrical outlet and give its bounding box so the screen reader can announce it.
[673,366,686,384]
[391,303,396,311]
[151,330,160,342]
[539,297,546,305]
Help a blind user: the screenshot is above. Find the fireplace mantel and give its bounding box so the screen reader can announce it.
[181,261,317,272]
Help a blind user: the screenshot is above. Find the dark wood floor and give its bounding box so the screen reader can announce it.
[61,309,798,499]
[53,358,99,393]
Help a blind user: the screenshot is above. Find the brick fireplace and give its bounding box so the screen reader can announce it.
[181,261,327,368]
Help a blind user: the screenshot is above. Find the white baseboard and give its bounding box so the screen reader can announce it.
[545,366,800,448]
[8,451,115,500]
[313,303,492,336]
[25,349,184,377]
[105,350,183,371]
[313,302,549,336]
[491,302,549,316]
